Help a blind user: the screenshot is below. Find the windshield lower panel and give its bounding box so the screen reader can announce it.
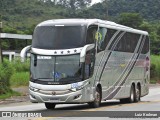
[30,53,82,85]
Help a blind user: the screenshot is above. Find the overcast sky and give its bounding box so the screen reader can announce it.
[91,0,102,5]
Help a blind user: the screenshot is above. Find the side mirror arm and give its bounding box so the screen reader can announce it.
[20,45,31,62]
[80,44,95,63]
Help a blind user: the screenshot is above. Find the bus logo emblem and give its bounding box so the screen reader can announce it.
[52,91,56,95]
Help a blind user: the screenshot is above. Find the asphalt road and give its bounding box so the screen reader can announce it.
[0,85,160,119]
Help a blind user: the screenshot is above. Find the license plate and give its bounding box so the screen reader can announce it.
[49,98,60,102]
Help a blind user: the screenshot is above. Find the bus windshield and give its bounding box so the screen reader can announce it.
[30,53,82,84]
[32,26,86,50]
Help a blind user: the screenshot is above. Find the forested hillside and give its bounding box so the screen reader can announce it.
[108,0,160,21]
[1,0,160,32]
[0,0,160,54]
[1,0,160,31]
[0,0,66,34]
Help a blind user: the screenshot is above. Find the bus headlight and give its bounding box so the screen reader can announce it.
[71,83,83,91]
[29,86,39,92]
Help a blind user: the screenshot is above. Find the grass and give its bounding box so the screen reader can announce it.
[0,58,29,96]
[0,90,21,100]
[11,58,30,72]
[9,58,30,87]
[151,55,160,83]
[150,79,157,84]
[10,72,30,87]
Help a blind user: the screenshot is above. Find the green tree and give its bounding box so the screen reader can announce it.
[139,22,153,33]
[118,13,143,28]
[58,0,91,9]
[157,26,160,36]
[99,0,109,19]
[58,0,91,16]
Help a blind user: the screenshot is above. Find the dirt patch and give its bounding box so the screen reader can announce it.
[12,86,29,96]
[157,80,160,84]
[0,86,30,105]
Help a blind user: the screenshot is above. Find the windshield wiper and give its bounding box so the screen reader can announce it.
[59,77,82,82]
[32,78,54,81]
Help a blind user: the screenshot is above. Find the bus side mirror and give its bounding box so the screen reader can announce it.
[80,44,95,63]
[20,45,31,62]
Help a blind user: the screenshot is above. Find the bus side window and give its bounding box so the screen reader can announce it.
[107,29,119,50]
[142,36,149,54]
[125,33,140,53]
[97,28,117,52]
[125,33,130,52]
[86,26,98,44]
[115,33,126,52]
[127,33,140,53]
[97,27,107,52]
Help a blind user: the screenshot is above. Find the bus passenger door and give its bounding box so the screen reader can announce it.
[83,25,98,101]
[82,48,96,102]
[84,49,96,80]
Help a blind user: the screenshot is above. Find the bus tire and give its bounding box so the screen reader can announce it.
[88,87,101,108]
[45,103,56,109]
[127,85,135,103]
[120,85,135,103]
[134,85,140,102]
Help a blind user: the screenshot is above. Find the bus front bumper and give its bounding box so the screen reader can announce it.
[29,88,83,103]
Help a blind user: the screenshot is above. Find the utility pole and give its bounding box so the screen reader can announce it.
[0,22,3,63]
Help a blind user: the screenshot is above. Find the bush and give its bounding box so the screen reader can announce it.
[0,58,30,94]
[0,90,21,100]
[0,60,15,94]
[9,58,30,87]
[12,58,30,72]
[150,63,156,78]
[10,72,29,87]
[151,55,160,83]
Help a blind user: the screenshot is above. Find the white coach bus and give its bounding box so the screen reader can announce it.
[21,19,150,109]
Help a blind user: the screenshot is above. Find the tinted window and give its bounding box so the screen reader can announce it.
[114,32,140,52]
[97,27,107,51]
[98,28,117,52]
[142,36,149,54]
[86,26,98,44]
[126,33,140,52]
[106,29,117,45]
[32,26,86,50]
[114,33,126,52]
[108,31,123,50]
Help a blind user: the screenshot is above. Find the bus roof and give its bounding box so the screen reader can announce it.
[37,19,148,35]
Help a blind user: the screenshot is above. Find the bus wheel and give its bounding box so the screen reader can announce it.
[127,85,135,103]
[45,103,56,109]
[88,87,101,108]
[120,85,135,103]
[135,85,140,102]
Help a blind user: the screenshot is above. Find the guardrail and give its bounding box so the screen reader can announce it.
[2,51,30,61]
[0,33,32,61]
[0,33,32,39]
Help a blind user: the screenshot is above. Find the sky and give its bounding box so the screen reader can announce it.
[91,0,102,5]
